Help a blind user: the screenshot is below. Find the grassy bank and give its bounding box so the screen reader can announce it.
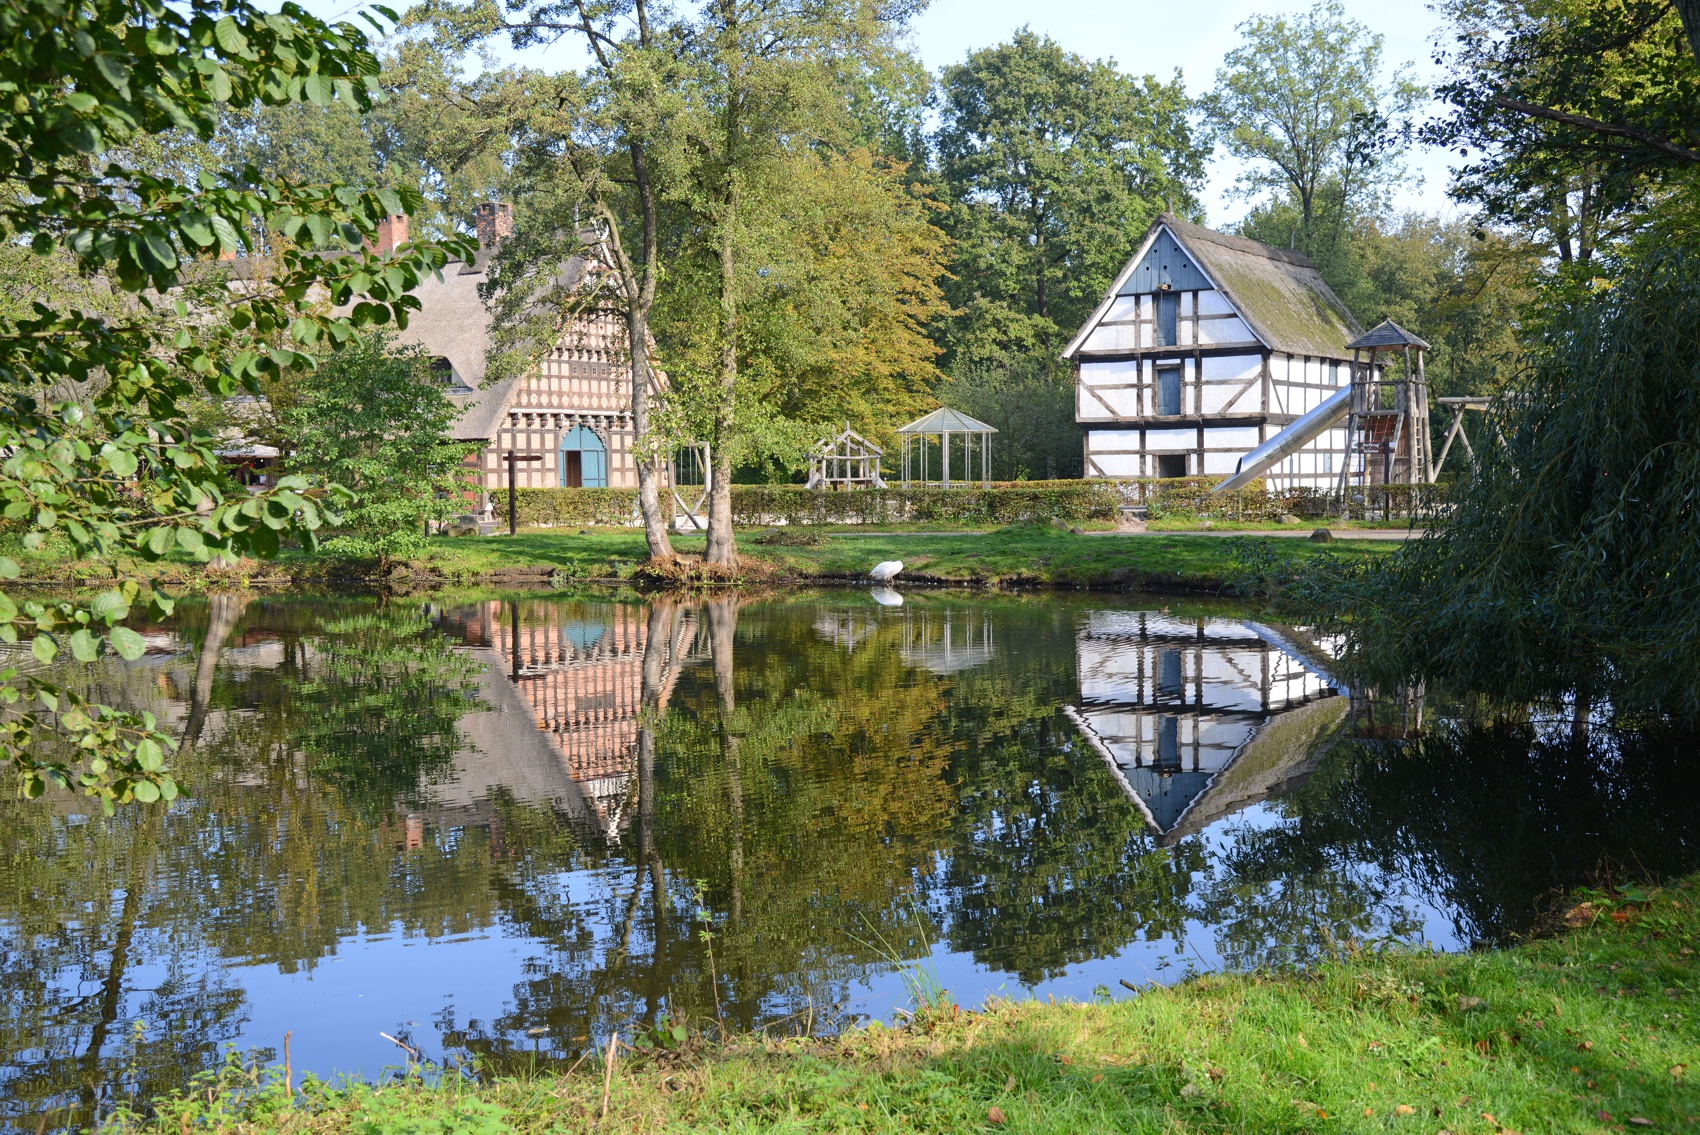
[6,525,1400,592]
[103,879,1699,1133]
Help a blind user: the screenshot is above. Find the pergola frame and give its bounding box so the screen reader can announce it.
[896,407,997,489]
[806,422,887,490]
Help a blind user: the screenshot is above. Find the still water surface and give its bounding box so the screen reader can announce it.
[4,590,1699,1127]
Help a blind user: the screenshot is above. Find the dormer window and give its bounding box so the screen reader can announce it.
[429,356,457,386]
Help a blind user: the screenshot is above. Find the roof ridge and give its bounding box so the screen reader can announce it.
[1160,213,1318,269]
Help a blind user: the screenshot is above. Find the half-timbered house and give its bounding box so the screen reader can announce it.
[376,203,653,514]
[1064,214,1367,489]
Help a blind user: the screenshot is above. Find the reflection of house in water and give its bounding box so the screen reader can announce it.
[1066,611,1345,844]
[813,602,997,675]
[438,602,695,841]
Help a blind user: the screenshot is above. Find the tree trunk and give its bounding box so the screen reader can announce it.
[628,302,675,559]
[704,182,738,567]
[1675,0,1700,70]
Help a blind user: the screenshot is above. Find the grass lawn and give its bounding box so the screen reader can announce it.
[2,523,1402,592]
[104,878,1700,1133]
[406,524,1400,590]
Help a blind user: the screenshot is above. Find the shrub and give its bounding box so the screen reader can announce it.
[504,478,1450,529]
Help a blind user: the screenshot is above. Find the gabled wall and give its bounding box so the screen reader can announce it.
[1068,221,1360,490]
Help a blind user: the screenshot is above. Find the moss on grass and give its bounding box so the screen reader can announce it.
[104,878,1700,1133]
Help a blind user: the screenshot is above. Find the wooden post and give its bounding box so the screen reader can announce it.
[507,451,542,535]
[942,430,950,488]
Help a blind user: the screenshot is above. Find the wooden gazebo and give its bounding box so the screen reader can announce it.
[805,423,886,490]
[896,407,996,489]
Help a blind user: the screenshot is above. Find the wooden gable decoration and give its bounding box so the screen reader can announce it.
[1118,228,1212,295]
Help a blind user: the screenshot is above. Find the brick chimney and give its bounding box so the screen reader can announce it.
[474,201,513,249]
[375,213,408,255]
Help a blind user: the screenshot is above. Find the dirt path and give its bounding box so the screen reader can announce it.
[1088,527,1428,541]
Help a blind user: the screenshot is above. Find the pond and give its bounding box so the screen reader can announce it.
[4,590,1699,1128]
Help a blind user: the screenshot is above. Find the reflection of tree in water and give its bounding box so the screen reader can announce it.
[1196,717,1700,953]
[935,708,1206,984]
[1190,813,1430,973]
[0,599,519,1130]
[283,607,485,811]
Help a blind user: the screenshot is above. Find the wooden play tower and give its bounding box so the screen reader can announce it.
[1334,320,1433,491]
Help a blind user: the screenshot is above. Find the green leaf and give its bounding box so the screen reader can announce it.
[31,634,57,664]
[304,73,334,106]
[68,628,99,663]
[159,777,179,802]
[106,448,138,477]
[0,557,17,580]
[214,16,248,54]
[109,626,145,661]
[176,527,205,554]
[205,66,233,102]
[90,589,129,621]
[92,53,131,95]
[132,779,161,804]
[135,738,163,771]
[211,213,241,254]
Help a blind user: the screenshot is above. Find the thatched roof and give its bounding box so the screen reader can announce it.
[1066,214,1365,361]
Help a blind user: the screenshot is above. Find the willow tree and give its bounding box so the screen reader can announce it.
[1311,235,1700,715]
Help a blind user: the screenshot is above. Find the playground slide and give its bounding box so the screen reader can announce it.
[1211,384,1353,494]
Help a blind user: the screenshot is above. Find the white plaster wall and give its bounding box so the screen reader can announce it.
[1082,324,1138,352]
[1199,355,1262,382]
[1104,296,1140,321]
[1196,316,1254,346]
[1091,452,1142,476]
[1144,427,1197,450]
[1202,451,1240,475]
[1204,426,1262,450]
[1196,290,1233,315]
[1078,385,1113,420]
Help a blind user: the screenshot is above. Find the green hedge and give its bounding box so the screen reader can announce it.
[508,481,1120,527]
[1127,477,1454,522]
[504,478,1452,528]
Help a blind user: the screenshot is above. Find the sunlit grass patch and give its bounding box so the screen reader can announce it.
[102,878,1700,1133]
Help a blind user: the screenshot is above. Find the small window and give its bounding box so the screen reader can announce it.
[1156,453,1188,479]
[1156,291,1179,346]
[429,356,457,386]
[1156,366,1182,416]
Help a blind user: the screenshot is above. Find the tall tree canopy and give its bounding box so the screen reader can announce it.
[1202,0,1422,242]
[1426,0,1700,264]
[935,30,1205,368]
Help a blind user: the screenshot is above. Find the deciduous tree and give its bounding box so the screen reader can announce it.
[1201,0,1420,248]
[936,31,1205,368]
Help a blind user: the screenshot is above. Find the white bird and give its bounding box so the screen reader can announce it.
[868,559,903,582]
[869,585,904,607]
